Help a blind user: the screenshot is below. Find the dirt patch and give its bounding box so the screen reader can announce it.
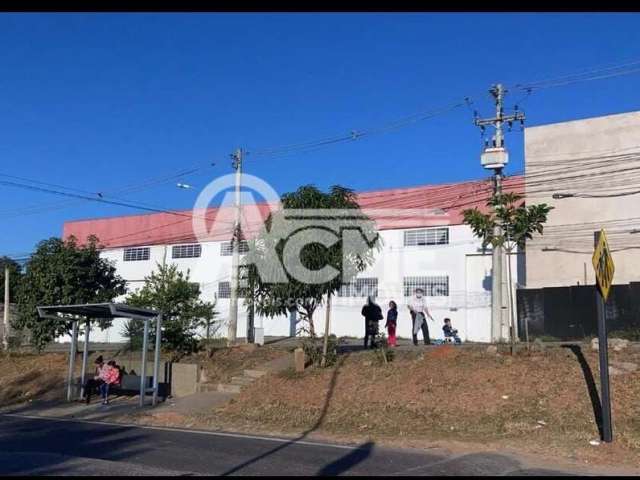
[210,345,640,469]
[0,353,69,407]
[186,344,289,384]
[427,344,457,359]
[147,411,187,425]
[0,350,133,408]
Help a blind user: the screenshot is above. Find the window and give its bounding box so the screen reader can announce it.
[218,281,231,299]
[403,276,449,297]
[123,247,150,262]
[220,240,249,256]
[404,227,449,247]
[338,277,378,297]
[172,244,202,259]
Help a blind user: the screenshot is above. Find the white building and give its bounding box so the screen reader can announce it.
[62,177,522,344]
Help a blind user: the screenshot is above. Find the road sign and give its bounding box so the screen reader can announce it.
[593,229,614,443]
[592,229,615,302]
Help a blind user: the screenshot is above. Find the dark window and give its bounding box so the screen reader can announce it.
[218,281,231,299]
[338,278,379,297]
[220,240,249,256]
[123,247,150,262]
[404,228,449,247]
[172,244,202,259]
[403,276,449,297]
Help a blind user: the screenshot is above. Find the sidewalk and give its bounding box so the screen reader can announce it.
[0,395,150,423]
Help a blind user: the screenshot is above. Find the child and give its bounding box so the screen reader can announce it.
[107,360,123,386]
[98,361,120,405]
[442,318,461,344]
[385,301,398,347]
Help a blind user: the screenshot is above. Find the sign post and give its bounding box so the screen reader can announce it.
[593,229,614,443]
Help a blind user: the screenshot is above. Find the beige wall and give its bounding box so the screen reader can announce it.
[525,110,640,288]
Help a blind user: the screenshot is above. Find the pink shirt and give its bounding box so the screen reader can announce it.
[98,365,120,384]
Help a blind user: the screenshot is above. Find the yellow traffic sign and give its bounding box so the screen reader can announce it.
[592,229,615,301]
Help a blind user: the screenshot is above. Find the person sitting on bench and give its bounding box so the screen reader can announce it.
[98,361,120,405]
[84,356,105,405]
[107,360,123,386]
[442,318,462,344]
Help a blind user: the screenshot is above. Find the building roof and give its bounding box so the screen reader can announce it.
[63,175,523,249]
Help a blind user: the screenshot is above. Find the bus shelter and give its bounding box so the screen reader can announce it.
[37,303,162,407]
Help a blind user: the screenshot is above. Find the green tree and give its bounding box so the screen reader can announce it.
[13,236,127,351]
[462,192,553,252]
[0,256,23,300]
[463,192,553,347]
[244,185,380,339]
[125,263,217,359]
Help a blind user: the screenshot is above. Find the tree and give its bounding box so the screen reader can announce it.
[13,236,127,351]
[125,263,217,359]
[0,256,23,300]
[244,185,380,341]
[463,192,553,348]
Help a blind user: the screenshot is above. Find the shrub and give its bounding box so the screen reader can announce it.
[609,328,640,341]
[300,334,339,368]
[373,331,395,364]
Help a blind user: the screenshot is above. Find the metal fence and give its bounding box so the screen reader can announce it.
[517,282,640,340]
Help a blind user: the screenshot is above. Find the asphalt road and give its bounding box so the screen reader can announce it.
[0,414,583,476]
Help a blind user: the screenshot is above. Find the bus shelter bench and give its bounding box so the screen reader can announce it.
[110,374,170,400]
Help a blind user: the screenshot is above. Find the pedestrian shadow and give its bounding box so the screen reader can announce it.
[562,344,603,439]
[219,352,372,476]
[316,441,375,476]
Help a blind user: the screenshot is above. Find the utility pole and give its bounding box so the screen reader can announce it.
[228,148,243,346]
[320,293,332,367]
[474,84,525,343]
[3,266,9,350]
[247,270,255,344]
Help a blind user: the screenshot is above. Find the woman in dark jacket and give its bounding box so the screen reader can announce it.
[361,295,383,349]
[385,301,398,347]
[84,356,105,405]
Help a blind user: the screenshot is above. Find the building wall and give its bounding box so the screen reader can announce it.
[525,110,640,289]
[74,223,507,344]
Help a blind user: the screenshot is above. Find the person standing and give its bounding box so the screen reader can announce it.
[408,288,434,346]
[385,301,398,347]
[361,295,383,349]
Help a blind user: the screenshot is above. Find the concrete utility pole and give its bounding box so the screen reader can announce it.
[320,293,332,368]
[228,148,243,346]
[474,84,525,343]
[3,266,9,350]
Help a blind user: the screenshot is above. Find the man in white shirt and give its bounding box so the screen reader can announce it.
[408,288,434,346]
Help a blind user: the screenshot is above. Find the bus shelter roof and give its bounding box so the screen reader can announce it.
[37,303,159,321]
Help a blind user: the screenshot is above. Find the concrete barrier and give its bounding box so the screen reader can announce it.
[171,363,200,397]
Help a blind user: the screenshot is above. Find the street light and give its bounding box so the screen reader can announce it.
[176,183,195,190]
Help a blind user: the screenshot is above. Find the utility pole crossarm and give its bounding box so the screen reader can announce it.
[474,113,525,126]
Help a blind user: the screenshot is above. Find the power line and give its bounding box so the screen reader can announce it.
[245,101,467,160]
[0,163,212,219]
[0,178,239,231]
[512,57,640,91]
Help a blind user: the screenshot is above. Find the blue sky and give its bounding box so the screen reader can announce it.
[1,13,640,256]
